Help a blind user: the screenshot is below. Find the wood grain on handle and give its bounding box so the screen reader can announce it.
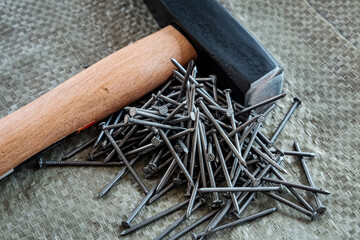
[0,26,197,176]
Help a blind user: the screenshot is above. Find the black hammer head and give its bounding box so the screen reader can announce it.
[144,0,283,107]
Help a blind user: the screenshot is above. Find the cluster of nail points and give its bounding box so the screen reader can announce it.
[40,58,329,239]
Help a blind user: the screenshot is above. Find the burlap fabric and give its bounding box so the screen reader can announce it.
[0,0,359,239]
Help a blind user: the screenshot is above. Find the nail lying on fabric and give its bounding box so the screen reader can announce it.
[40,58,328,238]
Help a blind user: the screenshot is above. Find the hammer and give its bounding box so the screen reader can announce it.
[0,0,283,178]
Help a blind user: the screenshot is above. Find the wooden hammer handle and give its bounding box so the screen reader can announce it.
[0,26,197,176]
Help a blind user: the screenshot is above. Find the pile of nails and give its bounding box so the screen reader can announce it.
[40,58,329,239]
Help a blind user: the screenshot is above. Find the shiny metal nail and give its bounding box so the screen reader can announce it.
[122,183,157,228]
[120,198,192,236]
[93,114,114,148]
[62,137,96,160]
[104,125,139,162]
[196,122,207,188]
[198,99,246,167]
[98,156,140,198]
[251,146,288,174]
[199,186,282,193]
[168,209,218,240]
[294,142,326,213]
[157,92,181,106]
[192,207,277,239]
[187,173,200,218]
[178,60,194,101]
[154,199,204,240]
[187,109,200,196]
[212,131,240,215]
[128,118,186,131]
[242,123,261,160]
[159,129,194,186]
[148,148,166,171]
[163,100,188,123]
[234,92,287,117]
[147,182,175,205]
[262,177,330,195]
[269,97,301,144]
[176,139,188,153]
[271,150,316,158]
[104,130,149,194]
[39,159,123,167]
[156,159,177,192]
[129,107,166,121]
[270,164,314,212]
[101,110,123,146]
[263,192,317,220]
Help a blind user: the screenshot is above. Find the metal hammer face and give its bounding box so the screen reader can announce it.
[144,0,284,106]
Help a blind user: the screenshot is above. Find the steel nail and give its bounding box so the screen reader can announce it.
[163,100,188,123]
[147,182,175,205]
[271,150,316,158]
[121,183,157,228]
[234,92,287,117]
[269,97,301,144]
[104,130,149,194]
[198,99,246,167]
[148,148,166,171]
[198,186,282,193]
[178,60,194,101]
[39,159,123,167]
[242,123,261,160]
[129,107,166,121]
[120,198,192,236]
[262,177,330,195]
[192,207,277,239]
[188,84,196,117]
[156,159,177,192]
[154,199,204,240]
[62,137,97,160]
[224,88,242,180]
[294,142,326,213]
[197,121,207,188]
[168,209,218,240]
[210,75,218,103]
[187,109,200,196]
[263,192,317,220]
[202,135,221,206]
[157,92,181,106]
[270,165,314,212]
[104,125,139,162]
[212,131,241,215]
[205,135,215,162]
[158,129,194,186]
[88,149,111,161]
[251,146,288,174]
[146,156,174,179]
[176,138,188,154]
[101,110,123,146]
[93,114,114,148]
[128,118,186,131]
[103,122,135,130]
[187,173,200,218]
